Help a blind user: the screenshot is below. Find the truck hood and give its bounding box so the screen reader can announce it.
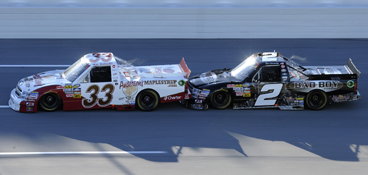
[189,69,235,87]
[17,70,70,92]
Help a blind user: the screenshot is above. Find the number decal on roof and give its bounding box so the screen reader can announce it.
[89,56,100,63]
[89,53,113,63]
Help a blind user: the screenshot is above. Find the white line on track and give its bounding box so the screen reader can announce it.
[0,151,167,156]
[0,65,69,68]
[0,105,9,108]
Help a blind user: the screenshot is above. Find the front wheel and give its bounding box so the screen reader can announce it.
[136,90,159,111]
[39,93,62,111]
[210,91,232,109]
[305,90,328,110]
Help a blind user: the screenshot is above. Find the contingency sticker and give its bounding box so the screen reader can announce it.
[64,83,73,95]
[243,88,251,97]
[28,91,39,100]
[198,89,210,99]
[73,88,81,98]
[234,87,243,96]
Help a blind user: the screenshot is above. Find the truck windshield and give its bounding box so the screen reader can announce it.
[63,58,89,82]
[231,55,261,81]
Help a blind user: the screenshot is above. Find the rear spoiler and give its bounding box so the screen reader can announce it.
[347,58,361,79]
[179,58,191,79]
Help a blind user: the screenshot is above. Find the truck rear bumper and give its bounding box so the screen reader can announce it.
[354,91,361,101]
[331,91,360,103]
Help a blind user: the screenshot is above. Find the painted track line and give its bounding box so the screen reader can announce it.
[0,151,167,156]
[0,105,9,108]
[0,65,69,68]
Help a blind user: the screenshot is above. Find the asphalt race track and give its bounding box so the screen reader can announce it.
[0,39,368,175]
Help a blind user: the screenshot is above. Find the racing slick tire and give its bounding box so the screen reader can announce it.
[136,90,159,111]
[305,90,328,110]
[210,91,232,110]
[39,93,62,111]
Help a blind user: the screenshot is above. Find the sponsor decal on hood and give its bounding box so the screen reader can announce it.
[17,70,69,92]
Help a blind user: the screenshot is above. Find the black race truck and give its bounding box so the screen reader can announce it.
[182,52,361,110]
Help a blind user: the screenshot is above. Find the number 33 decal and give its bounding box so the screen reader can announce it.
[82,84,115,108]
[255,84,283,106]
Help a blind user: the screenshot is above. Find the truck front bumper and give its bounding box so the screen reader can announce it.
[9,89,36,112]
[9,89,21,111]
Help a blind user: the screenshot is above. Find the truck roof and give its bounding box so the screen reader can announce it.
[257,52,285,62]
[82,52,116,66]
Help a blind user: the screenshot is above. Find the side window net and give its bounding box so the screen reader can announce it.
[260,66,281,82]
[90,66,112,83]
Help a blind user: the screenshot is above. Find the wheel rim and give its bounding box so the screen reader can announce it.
[137,90,159,111]
[43,94,57,107]
[307,91,327,109]
[141,94,154,107]
[310,94,321,107]
[214,92,228,106]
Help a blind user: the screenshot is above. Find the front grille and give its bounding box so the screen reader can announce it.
[187,80,195,90]
[15,85,22,97]
[15,89,21,97]
[16,85,22,92]
[187,81,201,98]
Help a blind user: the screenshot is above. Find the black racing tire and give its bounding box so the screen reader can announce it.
[305,90,328,110]
[39,93,62,112]
[136,90,159,111]
[210,91,232,109]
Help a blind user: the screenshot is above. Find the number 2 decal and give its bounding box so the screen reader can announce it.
[254,84,283,106]
[82,84,115,108]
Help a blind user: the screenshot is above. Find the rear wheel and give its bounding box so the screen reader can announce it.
[305,90,328,110]
[136,90,159,111]
[39,93,62,111]
[210,91,232,109]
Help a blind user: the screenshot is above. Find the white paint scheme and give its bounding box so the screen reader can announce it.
[75,53,188,107]
[9,52,189,112]
[9,69,70,111]
[9,89,21,111]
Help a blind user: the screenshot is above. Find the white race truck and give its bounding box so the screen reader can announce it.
[9,52,191,112]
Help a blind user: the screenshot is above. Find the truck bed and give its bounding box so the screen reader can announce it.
[303,58,360,79]
[304,65,351,75]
